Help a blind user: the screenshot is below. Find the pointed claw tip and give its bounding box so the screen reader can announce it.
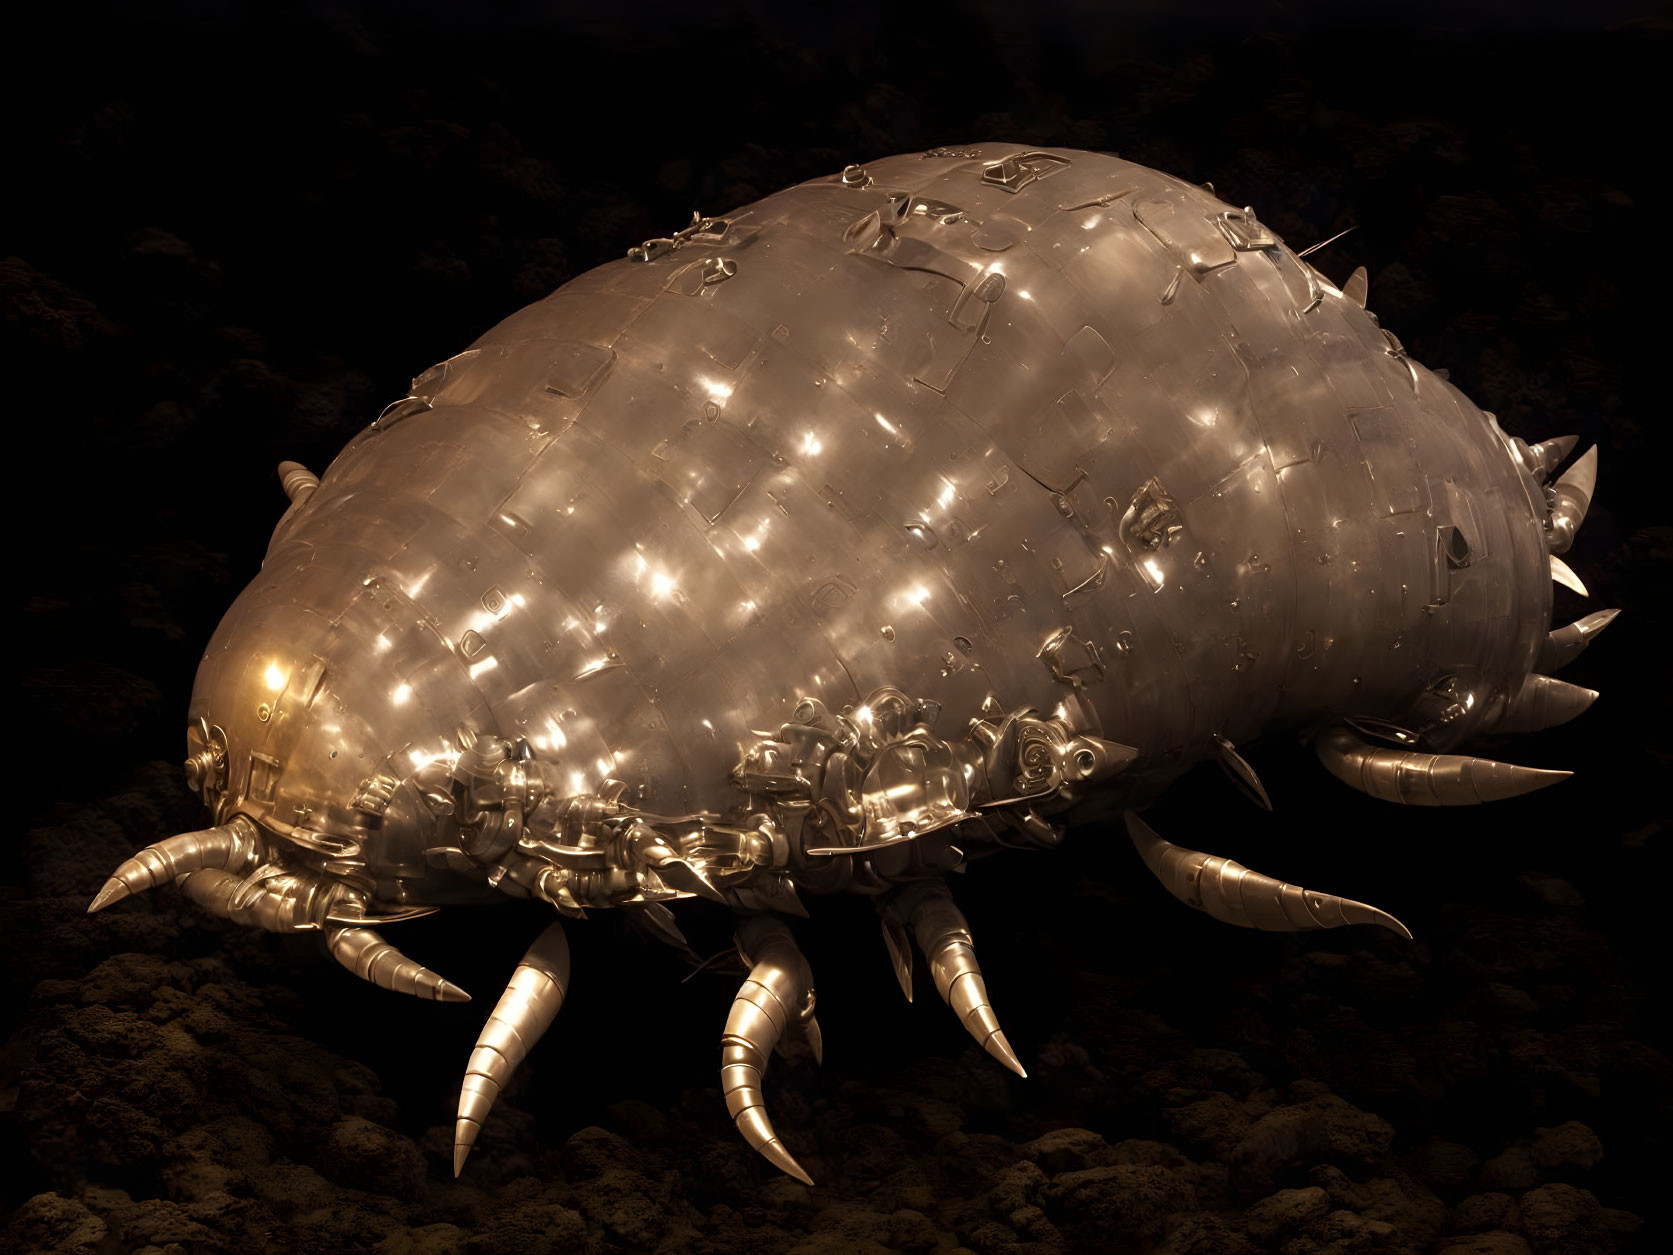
[1359,904,1414,940]
[987,1030,1028,1078]
[754,1135,814,1185]
[87,879,128,914]
[1549,555,1588,597]
[453,1119,479,1177]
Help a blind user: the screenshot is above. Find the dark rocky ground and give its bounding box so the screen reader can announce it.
[6,3,1669,1252]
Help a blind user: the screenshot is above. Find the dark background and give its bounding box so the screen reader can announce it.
[6,2,1669,1253]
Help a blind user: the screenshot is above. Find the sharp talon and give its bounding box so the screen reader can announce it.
[879,913,914,1002]
[1496,674,1599,734]
[327,926,471,1002]
[87,878,129,914]
[900,880,1026,1078]
[1315,727,1571,805]
[744,1120,813,1186]
[656,857,729,903]
[723,917,817,1184]
[1550,554,1588,597]
[1546,444,1597,555]
[1126,810,1412,939]
[986,1029,1027,1079]
[1214,734,1272,811]
[1539,608,1619,673]
[1524,434,1578,481]
[453,921,570,1178]
[89,818,264,912]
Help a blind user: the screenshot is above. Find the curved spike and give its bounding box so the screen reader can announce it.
[1524,434,1578,482]
[1125,811,1411,939]
[1538,608,1620,673]
[649,855,729,903]
[1550,554,1588,597]
[901,881,1026,1078]
[326,926,470,1003]
[1214,734,1272,811]
[721,917,815,1186]
[628,901,696,954]
[324,903,439,926]
[87,817,264,913]
[1342,265,1369,308]
[1315,726,1570,806]
[1496,674,1599,734]
[879,913,914,1002]
[454,921,570,1177]
[1546,445,1597,554]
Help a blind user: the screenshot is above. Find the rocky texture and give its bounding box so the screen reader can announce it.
[6,2,1666,1253]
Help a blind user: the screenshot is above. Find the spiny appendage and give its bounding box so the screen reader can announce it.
[326,927,469,1003]
[883,880,1026,1077]
[1550,554,1589,597]
[1125,811,1411,939]
[1495,675,1599,735]
[86,816,264,913]
[1546,445,1597,556]
[1313,727,1570,806]
[89,815,467,1002]
[879,912,914,1002]
[1214,734,1273,811]
[1539,609,1620,674]
[722,916,821,1186]
[454,921,570,1177]
[1521,434,1578,482]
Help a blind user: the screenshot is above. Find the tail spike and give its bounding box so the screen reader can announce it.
[87,817,264,913]
[1315,726,1570,806]
[1538,608,1620,673]
[899,880,1026,1078]
[721,916,816,1186]
[454,922,570,1177]
[1546,445,1597,555]
[1550,554,1588,597]
[1125,811,1411,939]
[1495,675,1599,734]
[326,926,470,1002]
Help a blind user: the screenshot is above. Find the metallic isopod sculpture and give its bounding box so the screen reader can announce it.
[90,145,1610,1185]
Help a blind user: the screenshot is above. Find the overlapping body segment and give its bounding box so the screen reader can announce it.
[99,145,1609,1184]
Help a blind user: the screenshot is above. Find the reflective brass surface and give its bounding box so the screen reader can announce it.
[91,145,1612,1183]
